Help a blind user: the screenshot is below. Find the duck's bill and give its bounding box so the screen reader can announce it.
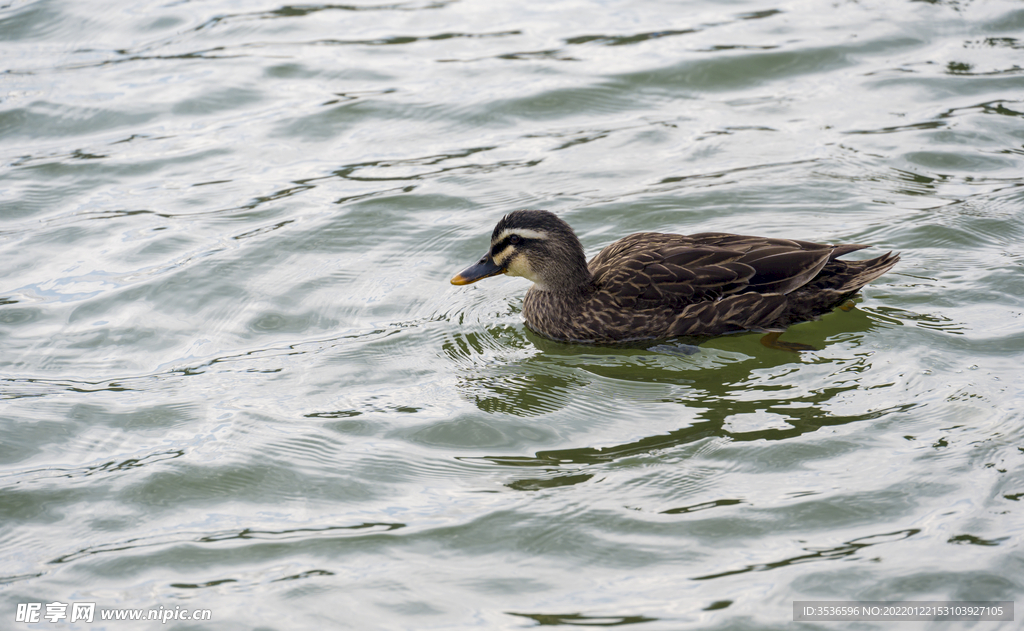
[450,256,504,285]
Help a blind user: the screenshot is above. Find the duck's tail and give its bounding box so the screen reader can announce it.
[830,251,901,297]
[777,250,900,327]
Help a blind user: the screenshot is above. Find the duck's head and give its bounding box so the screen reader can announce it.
[450,210,590,293]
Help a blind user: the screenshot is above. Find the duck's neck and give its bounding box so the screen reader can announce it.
[534,274,592,298]
[534,243,592,296]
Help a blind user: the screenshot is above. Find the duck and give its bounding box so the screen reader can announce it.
[450,210,899,349]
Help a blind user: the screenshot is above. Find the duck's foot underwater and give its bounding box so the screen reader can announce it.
[760,330,817,353]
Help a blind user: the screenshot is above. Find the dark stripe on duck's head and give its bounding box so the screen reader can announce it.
[491,210,574,245]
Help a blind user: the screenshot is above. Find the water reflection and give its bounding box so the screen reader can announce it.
[444,302,912,490]
[507,611,659,626]
[463,394,912,491]
[692,528,920,581]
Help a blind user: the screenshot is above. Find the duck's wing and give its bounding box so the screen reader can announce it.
[590,232,843,309]
[590,233,755,308]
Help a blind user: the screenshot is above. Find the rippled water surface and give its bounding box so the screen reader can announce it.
[2,0,1024,628]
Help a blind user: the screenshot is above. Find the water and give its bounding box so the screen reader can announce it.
[2,0,1023,628]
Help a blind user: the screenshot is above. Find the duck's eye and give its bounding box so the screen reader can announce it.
[509,234,522,245]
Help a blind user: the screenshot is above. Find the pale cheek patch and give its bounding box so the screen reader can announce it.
[504,253,542,285]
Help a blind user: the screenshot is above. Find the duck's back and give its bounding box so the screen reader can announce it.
[522,231,898,344]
